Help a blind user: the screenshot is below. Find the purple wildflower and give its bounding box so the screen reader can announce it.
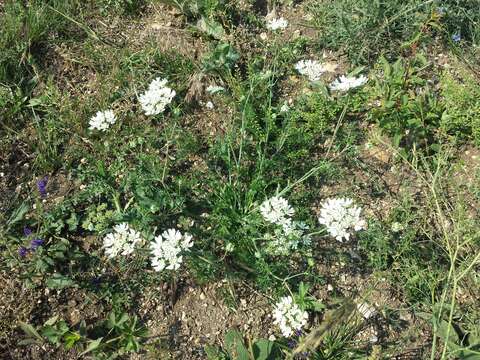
[19,247,29,257]
[30,238,44,250]
[452,33,461,42]
[287,339,296,348]
[36,176,48,197]
[23,226,33,237]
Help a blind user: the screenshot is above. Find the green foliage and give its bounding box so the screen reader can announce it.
[205,329,280,360]
[308,0,480,66]
[20,311,148,356]
[0,0,81,85]
[164,0,225,20]
[440,65,480,145]
[81,203,116,232]
[161,0,227,39]
[439,1,480,46]
[308,0,434,64]
[280,92,341,164]
[366,54,444,155]
[3,0,480,358]
[296,282,325,312]
[99,0,146,15]
[357,222,393,271]
[203,42,240,75]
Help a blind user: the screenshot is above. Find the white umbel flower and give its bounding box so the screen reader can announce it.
[260,196,294,226]
[266,17,288,31]
[330,75,368,92]
[151,228,193,271]
[139,77,176,116]
[89,110,117,131]
[273,296,308,337]
[280,102,290,113]
[318,198,366,241]
[295,60,326,82]
[103,223,143,258]
[391,222,404,233]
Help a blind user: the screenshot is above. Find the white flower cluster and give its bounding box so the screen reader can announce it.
[330,75,368,92]
[391,222,404,233]
[260,196,294,226]
[273,296,308,337]
[139,77,176,116]
[295,60,326,82]
[151,228,193,271]
[103,223,143,258]
[89,110,117,131]
[318,198,366,241]
[266,17,288,31]
[279,102,290,113]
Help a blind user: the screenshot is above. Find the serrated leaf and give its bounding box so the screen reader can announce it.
[41,326,62,345]
[19,321,43,341]
[64,332,81,349]
[44,315,59,326]
[80,337,103,356]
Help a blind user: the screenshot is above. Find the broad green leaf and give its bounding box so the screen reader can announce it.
[435,318,460,346]
[117,312,129,327]
[205,344,226,360]
[252,339,273,360]
[28,97,44,107]
[225,329,250,360]
[80,337,103,356]
[107,312,116,328]
[19,321,43,341]
[196,17,225,39]
[7,202,29,228]
[458,349,480,360]
[312,301,326,312]
[41,326,62,345]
